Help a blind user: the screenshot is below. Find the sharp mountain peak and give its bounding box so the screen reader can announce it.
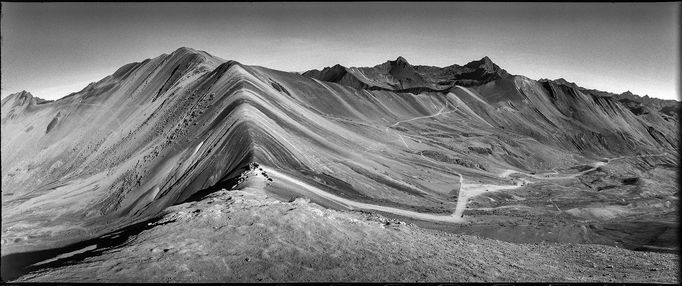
[463,56,502,71]
[393,56,410,64]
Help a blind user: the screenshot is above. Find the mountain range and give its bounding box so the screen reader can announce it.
[1,47,678,282]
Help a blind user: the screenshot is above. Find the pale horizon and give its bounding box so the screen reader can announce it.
[2,2,680,101]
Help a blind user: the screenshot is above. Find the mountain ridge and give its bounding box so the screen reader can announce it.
[2,46,679,260]
[7,48,678,105]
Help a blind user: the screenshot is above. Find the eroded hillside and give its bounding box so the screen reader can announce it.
[1,47,679,282]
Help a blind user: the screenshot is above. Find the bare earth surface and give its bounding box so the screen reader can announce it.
[14,179,680,283]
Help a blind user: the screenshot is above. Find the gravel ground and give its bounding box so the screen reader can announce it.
[14,187,679,283]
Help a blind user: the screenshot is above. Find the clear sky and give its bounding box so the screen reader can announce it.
[1,2,679,100]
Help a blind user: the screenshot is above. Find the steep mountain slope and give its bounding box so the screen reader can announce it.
[1,47,679,282]
[304,59,678,158]
[414,56,512,87]
[5,48,540,255]
[2,47,231,252]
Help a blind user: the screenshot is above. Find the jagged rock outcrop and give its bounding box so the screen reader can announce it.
[302,56,514,91]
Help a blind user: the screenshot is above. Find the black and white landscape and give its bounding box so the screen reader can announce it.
[1,3,679,283]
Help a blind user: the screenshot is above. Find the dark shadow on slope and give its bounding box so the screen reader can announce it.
[172,143,259,206]
[1,160,254,282]
[365,85,451,94]
[179,165,250,205]
[0,215,169,282]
